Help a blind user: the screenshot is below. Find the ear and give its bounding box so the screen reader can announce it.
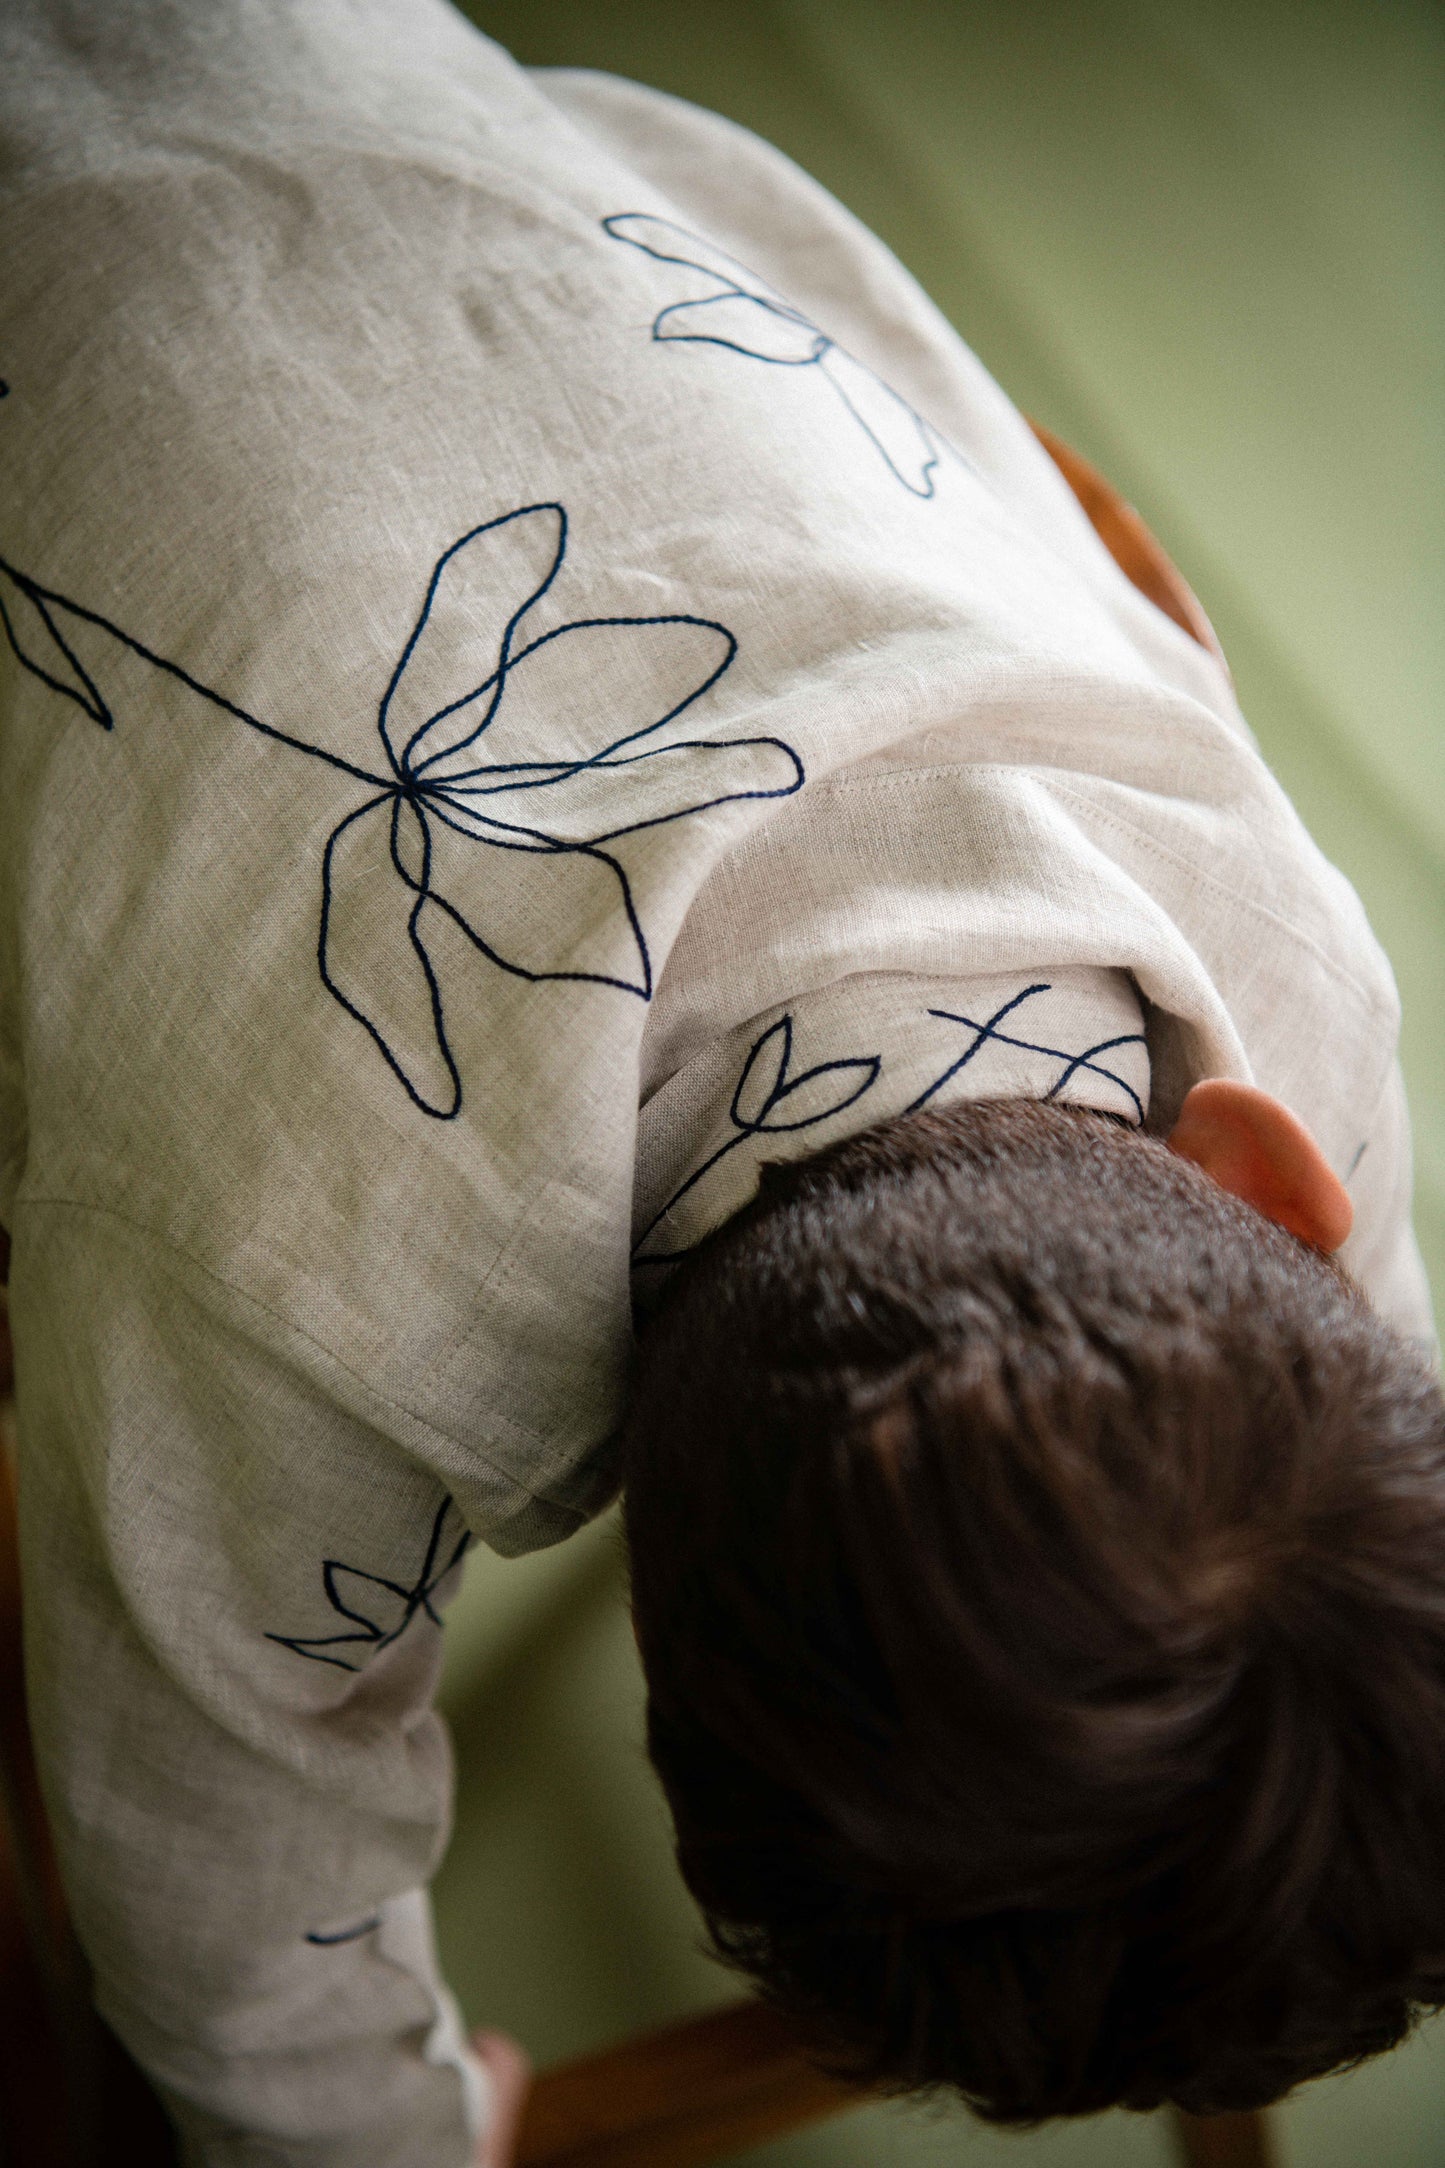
[1166,1079,1354,1253]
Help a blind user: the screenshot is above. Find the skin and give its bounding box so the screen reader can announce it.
[468,1079,1350,2165]
[1165,1078,1354,1255]
[472,2030,533,2168]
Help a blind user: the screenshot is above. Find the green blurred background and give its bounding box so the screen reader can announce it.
[432,4,1445,2162]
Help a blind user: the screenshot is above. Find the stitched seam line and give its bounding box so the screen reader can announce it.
[12,1192,584,1518]
[751,761,1392,1021]
[1045,778,1398,1023]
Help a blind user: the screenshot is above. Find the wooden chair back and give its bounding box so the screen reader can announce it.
[1027,421,1226,667]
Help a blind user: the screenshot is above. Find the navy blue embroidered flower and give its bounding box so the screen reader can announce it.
[0,500,804,1119]
[266,1495,469,1673]
[603,213,956,498]
[633,1011,881,1264]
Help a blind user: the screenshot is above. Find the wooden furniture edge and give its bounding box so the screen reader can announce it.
[515,1997,1278,2168]
[1028,418,1228,670]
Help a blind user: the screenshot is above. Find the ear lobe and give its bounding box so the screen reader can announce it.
[1166,1079,1354,1253]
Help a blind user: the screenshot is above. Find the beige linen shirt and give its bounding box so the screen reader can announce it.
[0,4,1433,2163]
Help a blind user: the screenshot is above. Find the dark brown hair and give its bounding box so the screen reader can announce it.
[622,1099,1445,2121]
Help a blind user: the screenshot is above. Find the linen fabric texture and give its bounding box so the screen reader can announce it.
[0,3,1433,2161]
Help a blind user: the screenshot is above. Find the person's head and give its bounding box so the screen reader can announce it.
[621,1091,1445,2121]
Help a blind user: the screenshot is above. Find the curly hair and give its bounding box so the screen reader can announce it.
[621,1099,1445,2120]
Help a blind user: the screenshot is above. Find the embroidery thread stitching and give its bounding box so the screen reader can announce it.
[265,1495,470,1673]
[305,1917,383,1947]
[906,986,1147,1121]
[633,1012,882,1264]
[602,214,964,499]
[635,985,1147,1266]
[0,499,805,1119]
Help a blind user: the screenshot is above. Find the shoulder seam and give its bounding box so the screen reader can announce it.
[11,1191,583,1522]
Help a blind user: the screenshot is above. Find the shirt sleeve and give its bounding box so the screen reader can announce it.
[9,1198,488,2168]
[1336,1058,1439,1363]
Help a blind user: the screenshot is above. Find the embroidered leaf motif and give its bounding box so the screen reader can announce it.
[632,1013,883,1265]
[319,793,462,1118]
[817,349,941,502]
[604,211,957,499]
[382,503,566,774]
[731,1015,880,1133]
[0,578,110,724]
[434,734,803,850]
[266,1495,471,1673]
[602,213,794,295]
